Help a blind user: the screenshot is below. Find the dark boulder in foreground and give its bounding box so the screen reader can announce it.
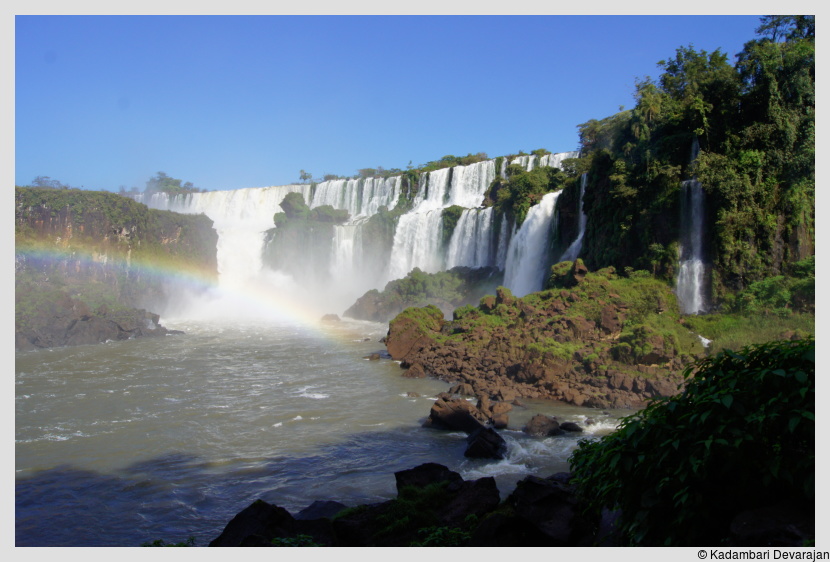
[208,461,814,547]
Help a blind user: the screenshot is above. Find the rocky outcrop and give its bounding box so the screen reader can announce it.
[344,266,504,323]
[15,187,218,350]
[209,460,814,547]
[385,262,696,409]
[15,294,181,351]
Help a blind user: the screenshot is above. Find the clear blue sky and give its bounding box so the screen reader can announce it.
[15,15,765,192]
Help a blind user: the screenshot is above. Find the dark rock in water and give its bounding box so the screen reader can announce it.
[512,398,527,408]
[15,300,176,351]
[523,414,563,437]
[320,314,341,323]
[491,412,509,429]
[365,353,381,361]
[559,422,584,432]
[423,396,488,433]
[406,391,420,398]
[394,463,464,493]
[465,427,507,459]
[295,500,347,521]
[209,499,296,546]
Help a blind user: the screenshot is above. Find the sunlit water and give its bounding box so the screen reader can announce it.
[16,316,624,546]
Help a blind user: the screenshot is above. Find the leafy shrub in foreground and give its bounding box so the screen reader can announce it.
[569,338,814,546]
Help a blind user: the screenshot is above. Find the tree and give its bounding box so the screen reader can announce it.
[145,172,200,196]
[31,176,68,189]
[299,170,312,183]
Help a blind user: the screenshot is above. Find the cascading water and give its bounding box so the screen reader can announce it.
[137,152,578,313]
[558,173,587,262]
[139,185,312,289]
[676,178,706,314]
[676,139,707,315]
[385,160,496,280]
[446,207,495,269]
[311,176,401,218]
[503,191,562,297]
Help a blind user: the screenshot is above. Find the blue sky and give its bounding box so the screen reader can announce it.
[15,14,765,192]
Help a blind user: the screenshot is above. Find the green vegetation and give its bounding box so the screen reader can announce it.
[441,205,465,247]
[346,266,503,322]
[574,16,813,305]
[569,337,814,546]
[679,254,814,353]
[484,164,573,226]
[143,171,204,196]
[15,187,218,285]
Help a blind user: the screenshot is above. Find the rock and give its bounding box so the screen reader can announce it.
[523,414,563,437]
[439,477,501,526]
[294,500,347,521]
[385,305,444,361]
[406,392,420,398]
[464,427,507,459]
[365,353,381,361]
[506,474,594,546]
[402,362,426,378]
[423,397,487,433]
[491,412,509,429]
[448,382,475,396]
[559,422,583,432]
[394,463,464,493]
[320,314,341,323]
[209,499,296,546]
[495,286,515,306]
[569,259,589,284]
[599,304,623,335]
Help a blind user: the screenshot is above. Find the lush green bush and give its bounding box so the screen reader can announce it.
[569,337,814,546]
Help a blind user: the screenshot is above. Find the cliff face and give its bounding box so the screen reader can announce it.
[15,187,218,350]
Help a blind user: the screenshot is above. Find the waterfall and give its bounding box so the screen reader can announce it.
[387,209,446,279]
[385,160,495,280]
[132,150,581,313]
[675,139,707,315]
[310,176,400,218]
[558,173,587,262]
[138,185,312,288]
[503,191,562,297]
[508,151,579,172]
[676,179,706,314]
[446,207,495,269]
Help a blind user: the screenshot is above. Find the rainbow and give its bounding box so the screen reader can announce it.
[15,241,356,334]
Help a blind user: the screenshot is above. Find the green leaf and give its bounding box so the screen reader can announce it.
[721,394,734,409]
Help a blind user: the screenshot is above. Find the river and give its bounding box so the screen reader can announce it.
[15,309,623,546]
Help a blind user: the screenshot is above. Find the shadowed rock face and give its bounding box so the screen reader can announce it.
[15,296,181,351]
[15,187,218,350]
[385,263,694,409]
